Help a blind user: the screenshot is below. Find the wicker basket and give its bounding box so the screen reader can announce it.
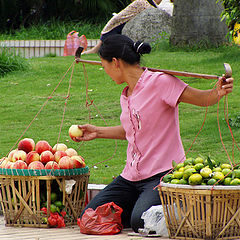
[158,183,240,240]
[0,172,89,228]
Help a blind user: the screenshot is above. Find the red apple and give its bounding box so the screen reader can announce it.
[12,160,28,169]
[69,125,83,139]
[28,161,45,170]
[65,148,78,157]
[26,151,40,165]
[12,150,27,162]
[54,151,67,163]
[52,143,68,153]
[8,149,18,161]
[71,155,86,168]
[0,157,9,168]
[40,150,54,165]
[5,161,14,169]
[45,161,60,170]
[35,140,52,154]
[18,138,35,153]
[59,156,73,169]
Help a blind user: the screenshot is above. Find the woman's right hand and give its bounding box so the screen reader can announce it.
[71,124,98,142]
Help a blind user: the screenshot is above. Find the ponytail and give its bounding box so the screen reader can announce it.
[98,34,151,65]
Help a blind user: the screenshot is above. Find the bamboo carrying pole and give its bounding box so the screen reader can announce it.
[75,58,232,80]
[75,46,232,79]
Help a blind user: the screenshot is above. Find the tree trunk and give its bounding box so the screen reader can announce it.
[170,0,228,47]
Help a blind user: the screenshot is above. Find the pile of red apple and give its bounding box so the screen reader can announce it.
[0,138,86,170]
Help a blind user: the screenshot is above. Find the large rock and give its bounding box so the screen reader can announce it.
[122,8,172,43]
[170,0,228,47]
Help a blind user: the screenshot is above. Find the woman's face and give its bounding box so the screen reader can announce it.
[101,58,123,84]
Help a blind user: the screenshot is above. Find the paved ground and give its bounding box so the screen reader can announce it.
[0,215,171,240]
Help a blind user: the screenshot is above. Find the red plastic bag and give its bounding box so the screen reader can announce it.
[78,202,123,235]
[63,31,87,56]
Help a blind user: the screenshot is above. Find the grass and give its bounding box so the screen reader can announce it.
[0,20,105,40]
[0,41,239,184]
[0,47,29,76]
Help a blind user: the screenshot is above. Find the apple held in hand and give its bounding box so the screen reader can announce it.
[35,140,52,154]
[28,161,45,170]
[18,138,35,153]
[69,125,83,139]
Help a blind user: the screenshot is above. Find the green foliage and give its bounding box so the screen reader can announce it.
[0,19,105,40]
[0,0,131,32]
[0,47,29,77]
[219,0,240,28]
[218,0,240,40]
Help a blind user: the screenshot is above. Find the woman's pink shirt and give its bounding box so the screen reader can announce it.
[120,69,188,181]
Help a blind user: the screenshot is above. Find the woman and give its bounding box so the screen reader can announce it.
[82,0,163,55]
[73,34,234,232]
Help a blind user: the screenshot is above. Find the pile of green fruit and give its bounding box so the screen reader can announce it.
[162,156,240,186]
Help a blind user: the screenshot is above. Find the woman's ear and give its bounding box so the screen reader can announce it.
[112,57,120,69]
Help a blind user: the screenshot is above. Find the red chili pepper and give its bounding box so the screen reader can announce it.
[57,215,66,228]
[41,207,47,215]
[60,211,66,217]
[48,216,57,227]
[77,218,81,227]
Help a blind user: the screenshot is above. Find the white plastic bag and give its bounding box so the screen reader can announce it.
[139,205,169,237]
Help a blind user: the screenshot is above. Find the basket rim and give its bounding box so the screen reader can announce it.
[160,182,240,190]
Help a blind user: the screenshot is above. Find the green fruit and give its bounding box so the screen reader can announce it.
[193,157,204,165]
[54,201,63,208]
[51,192,58,203]
[184,165,194,170]
[212,171,225,182]
[183,168,196,180]
[223,177,232,185]
[50,204,58,213]
[207,178,217,185]
[230,178,240,185]
[220,163,231,169]
[172,171,183,179]
[200,167,212,178]
[176,162,184,170]
[213,167,222,172]
[179,179,188,185]
[170,179,180,184]
[233,169,240,178]
[194,163,204,171]
[189,173,202,185]
[204,158,217,166]
[162,174,172,183]
[184,158,193,166]
[178,167,185,172]
[222,168,232,177]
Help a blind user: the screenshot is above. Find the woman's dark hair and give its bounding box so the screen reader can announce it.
[98,34,151,65]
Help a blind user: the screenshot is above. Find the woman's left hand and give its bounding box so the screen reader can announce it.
[217,76,234,98]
